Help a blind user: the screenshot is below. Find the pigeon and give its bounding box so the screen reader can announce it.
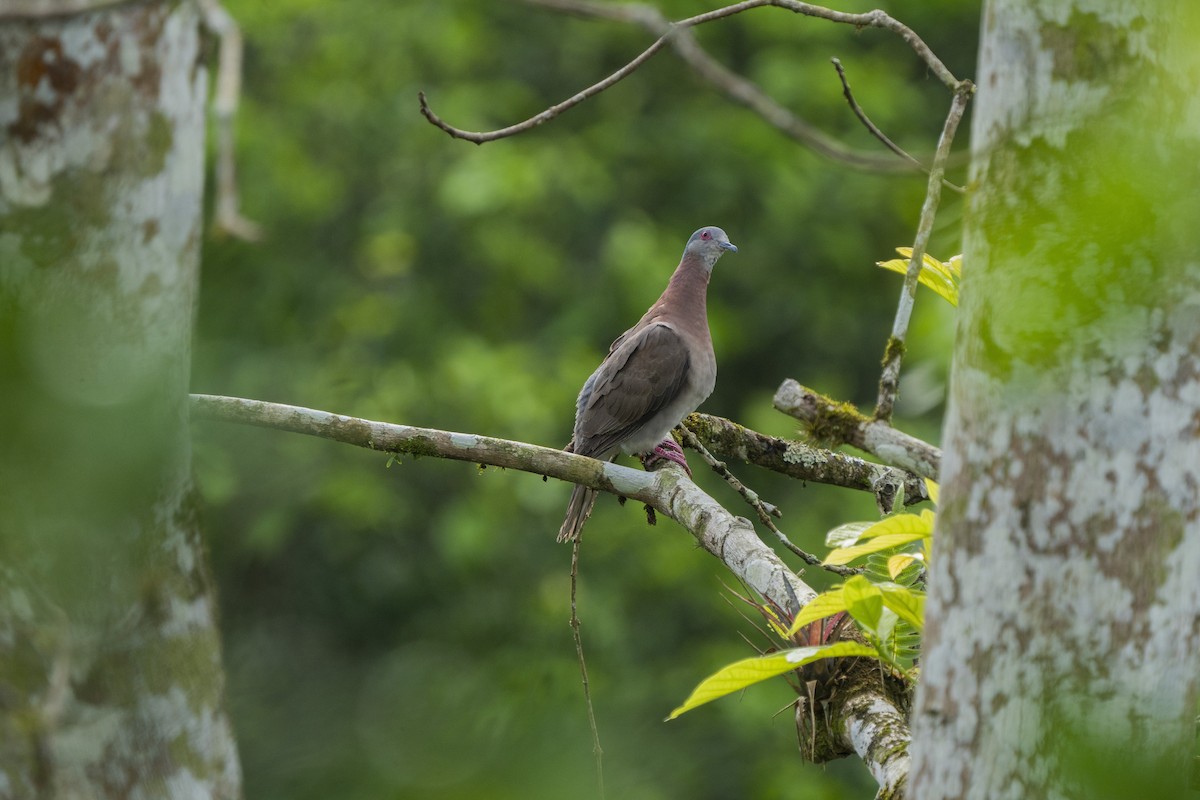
[558,226,737,542]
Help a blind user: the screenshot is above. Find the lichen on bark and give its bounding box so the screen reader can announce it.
[0,2,241,797]
[911,3,1200,798]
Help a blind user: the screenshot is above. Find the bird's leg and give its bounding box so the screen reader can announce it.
[641,437,692,477]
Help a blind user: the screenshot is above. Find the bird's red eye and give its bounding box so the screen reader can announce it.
[701,230,711,240]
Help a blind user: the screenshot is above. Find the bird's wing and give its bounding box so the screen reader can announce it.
[574,322,691,458]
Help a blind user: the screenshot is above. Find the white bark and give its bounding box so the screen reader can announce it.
[839,690,910,800]
[911,2,1200,798]
[0,2,241,797]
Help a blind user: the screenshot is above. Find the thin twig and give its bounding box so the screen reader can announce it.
[569,537,605,799]
[830,56,920,168]
[679,426,862,578]
[830,58,964,193]
[422,0,959,145]
[528,0,926,172]
[874,80,974,422]
[418,34,670,144]
[678,426,782,519]
[199,0,263,241]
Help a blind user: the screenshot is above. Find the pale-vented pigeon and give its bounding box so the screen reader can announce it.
[558,226,737,542]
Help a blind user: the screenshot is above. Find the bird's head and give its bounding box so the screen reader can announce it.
[685,226,738,270]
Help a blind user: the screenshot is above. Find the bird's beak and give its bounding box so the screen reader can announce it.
[720,241,738,253]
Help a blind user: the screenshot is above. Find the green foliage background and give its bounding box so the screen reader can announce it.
[193,1,977,797]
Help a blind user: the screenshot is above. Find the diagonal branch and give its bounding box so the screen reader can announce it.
[830,58,964,192]
[421,0,960,147]
[677,424,862,578]
[829,58,923,171]
[873,80,973,422]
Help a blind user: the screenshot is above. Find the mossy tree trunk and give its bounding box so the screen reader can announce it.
[0,2,241,796]
[911,2,1200,798]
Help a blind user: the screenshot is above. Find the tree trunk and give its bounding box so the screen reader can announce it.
[911,2,1200,798]
[0,2,241,796]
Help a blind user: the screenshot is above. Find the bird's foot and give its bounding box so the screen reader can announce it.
[641,438,692,477]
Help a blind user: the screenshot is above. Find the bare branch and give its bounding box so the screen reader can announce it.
[829,58,921,169]
[874,80,973,421]
[418,31,670,144]
[199,0,264,242]
[773,380,941,480]
[422,0,960,147]
[677,424,782,520]
[686,413,930,509]
[830,58,964,192]
[0,0,127,17]
[530,0,923,172]
[190,393,816,615]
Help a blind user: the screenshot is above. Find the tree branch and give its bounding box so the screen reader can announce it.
[191,393,913,786]
[421,0,960,147]
[199,0,263,242]
[190,393,815,614]
[0,0,129,17]
[686,413,930,510]
[678,424,862,578]
[526,0,927,172]
[837,689,911,799]
[773,380,941,480]
[419,35,671,144]
[873,80,973,422]
[829,58,964,191]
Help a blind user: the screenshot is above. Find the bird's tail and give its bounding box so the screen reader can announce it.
[558,484,598,543]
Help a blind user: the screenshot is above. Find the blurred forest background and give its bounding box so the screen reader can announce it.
[192,1,978,797]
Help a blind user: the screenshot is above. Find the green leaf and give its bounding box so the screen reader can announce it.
[842,575,884,633]
[877,247,961,306]
[886,553,917,579]
[784,588,847,637]
[874,607,899,643]
[924,477,940,507]
[878,582,925,631]
[860,512,933,540]
[825,521,874,549]
[824,532,929,566]
[666,642,879,720]
[824,513,934,566]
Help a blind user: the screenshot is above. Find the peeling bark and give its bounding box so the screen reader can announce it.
[911,2,1200,798]
[0,2,241,797]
